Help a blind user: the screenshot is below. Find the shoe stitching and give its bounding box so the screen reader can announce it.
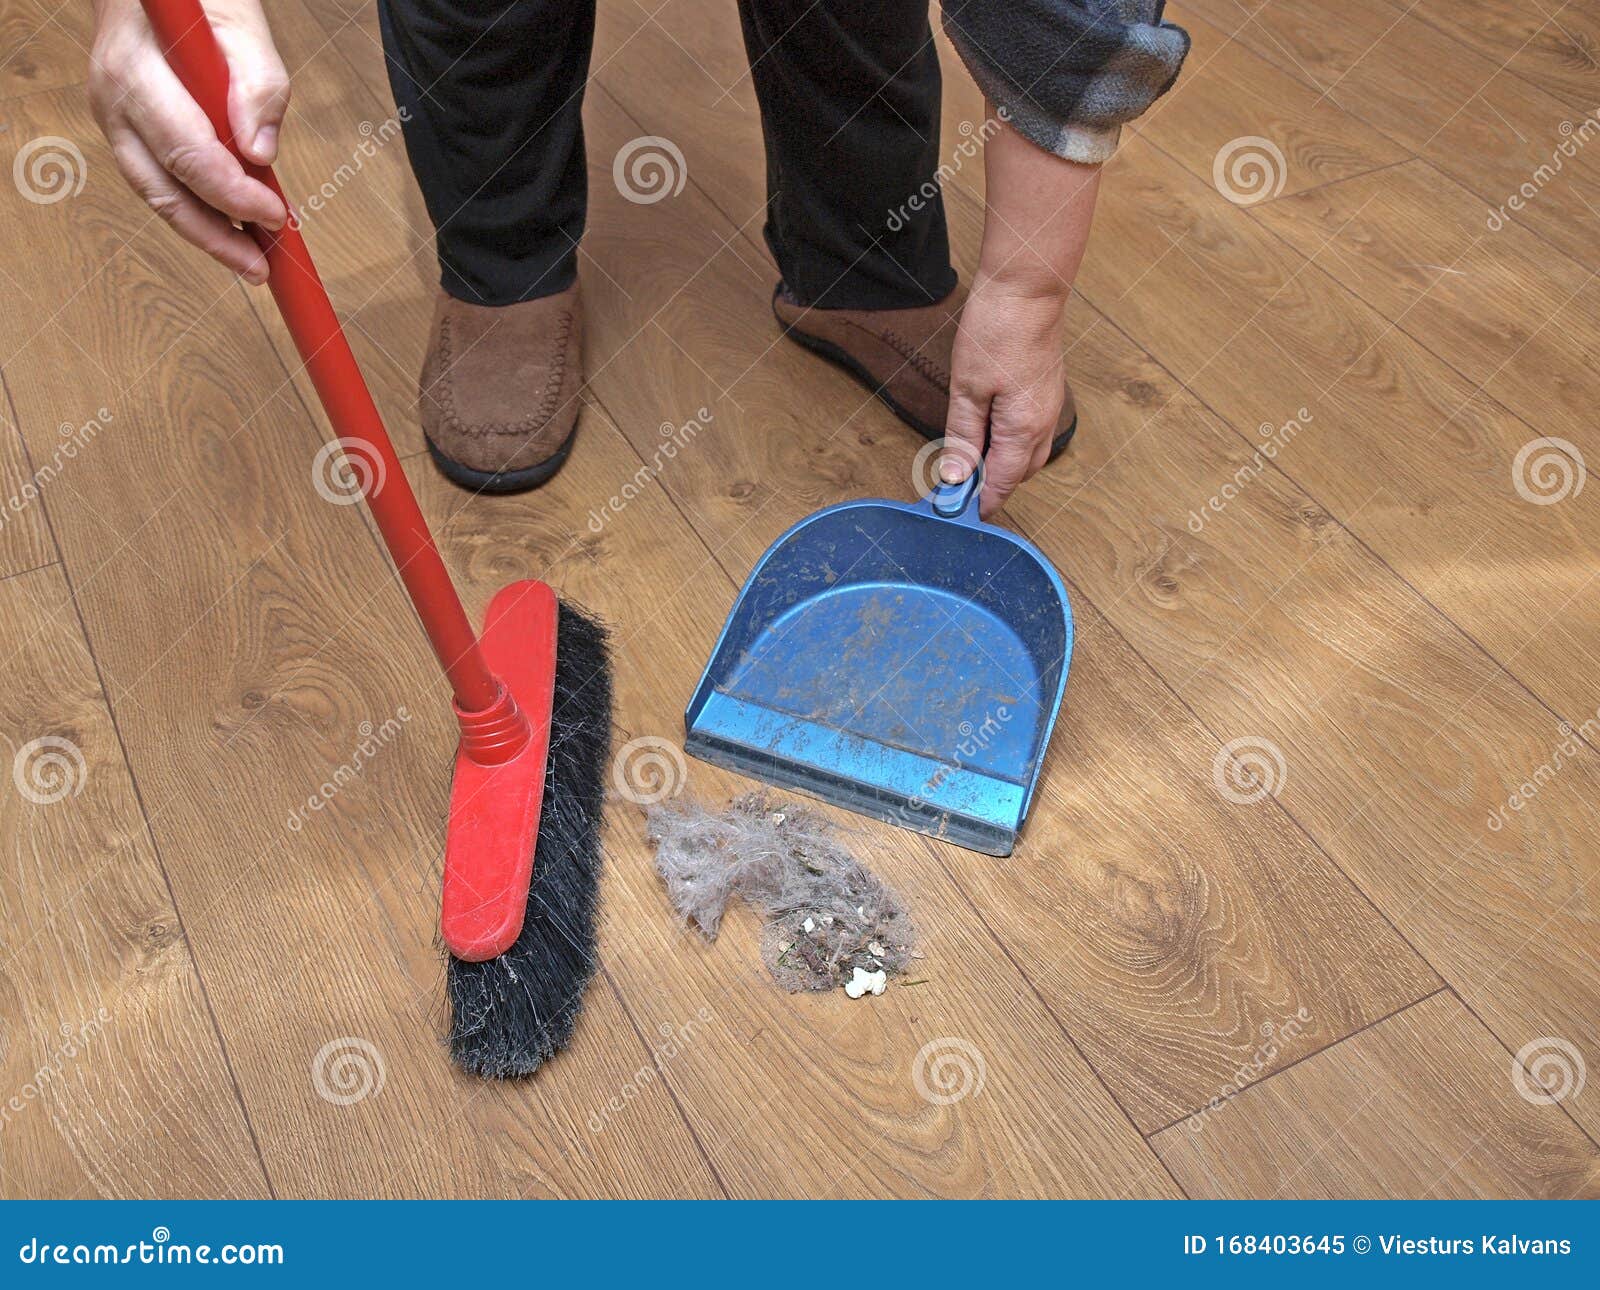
[817,313,952,390]
[427,306,576,442]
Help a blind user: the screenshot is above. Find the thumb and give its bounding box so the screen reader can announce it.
[212,1,291,165]
[941,387,989,485]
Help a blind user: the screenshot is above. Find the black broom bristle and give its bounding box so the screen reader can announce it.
[447,601,612,1078]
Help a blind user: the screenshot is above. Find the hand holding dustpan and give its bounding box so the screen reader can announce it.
[685,467,1072,855]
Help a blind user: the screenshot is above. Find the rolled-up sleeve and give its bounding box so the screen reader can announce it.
[942,0,1190,163]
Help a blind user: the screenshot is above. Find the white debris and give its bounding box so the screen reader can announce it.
[778,941,792,954]
[868,941,886,958]
[802,917,815,933]
[844,966,887,999]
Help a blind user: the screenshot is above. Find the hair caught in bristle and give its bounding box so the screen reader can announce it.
[447,602,612,1077]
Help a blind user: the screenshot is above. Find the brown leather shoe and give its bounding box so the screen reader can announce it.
[772,283,1077,460]
[419,283,583,492]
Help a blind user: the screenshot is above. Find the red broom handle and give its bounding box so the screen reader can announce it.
[140,0,501,714]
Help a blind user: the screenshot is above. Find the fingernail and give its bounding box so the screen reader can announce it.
[253,125,278,163]
[940,461,963,483]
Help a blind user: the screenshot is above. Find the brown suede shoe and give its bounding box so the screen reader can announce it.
[772,283,1077,460]
[419,283,583,492]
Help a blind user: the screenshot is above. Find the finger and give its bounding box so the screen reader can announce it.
[1028,429,1052,477]
[212,1,291,165]
[942,387,990,484]
[125,48,285,228]
[978,418,1037,520]
[110,129,270,283]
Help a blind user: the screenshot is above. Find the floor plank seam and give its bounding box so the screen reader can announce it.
[929,848,1192,1198]
[1442,984,1600,1155]
[597,969,733,1198]
[1143,984,1451,1140]
[0,557,63,587]
[1219,142,1596,446]
[1202,6,1600,275]
[0,366,279,1199]
[1382,0,1599,118]
[1247,156,1415,206]
[1030,551,1456,1074]
[1081,300,1600,767]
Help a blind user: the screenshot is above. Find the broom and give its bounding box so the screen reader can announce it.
[141,0,608,1076]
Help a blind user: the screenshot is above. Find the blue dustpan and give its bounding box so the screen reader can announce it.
[684,474,1073,855]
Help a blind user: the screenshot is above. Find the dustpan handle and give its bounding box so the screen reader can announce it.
[927,472,983,523]
[139,0,502,714]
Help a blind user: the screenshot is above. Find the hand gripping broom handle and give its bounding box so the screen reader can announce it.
[141,0,504,717]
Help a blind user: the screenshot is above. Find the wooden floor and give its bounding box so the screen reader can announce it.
[0,0,1597,1198]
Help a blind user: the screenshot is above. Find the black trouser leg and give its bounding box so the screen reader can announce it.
[736,0,956,309]
[378,0,595,305]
